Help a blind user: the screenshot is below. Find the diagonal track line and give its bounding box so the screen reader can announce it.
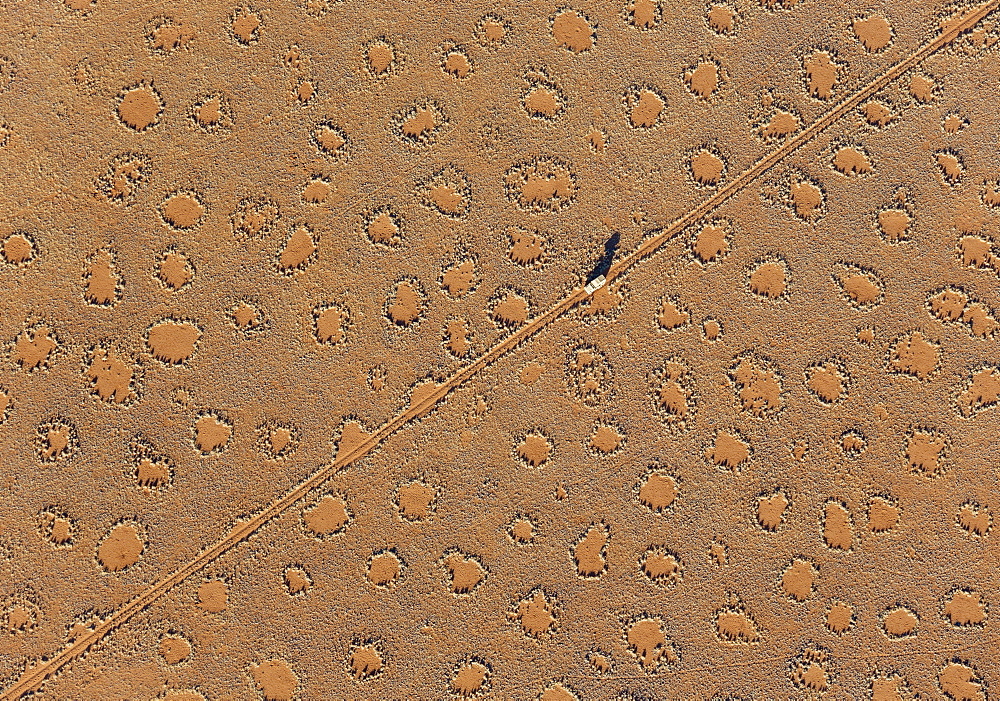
[4,2,997,696]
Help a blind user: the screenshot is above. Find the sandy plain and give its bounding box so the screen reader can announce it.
[0,0,999,698]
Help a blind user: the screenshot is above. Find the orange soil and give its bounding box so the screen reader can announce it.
[1,1,999,699]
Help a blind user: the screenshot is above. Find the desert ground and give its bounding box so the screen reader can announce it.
[0,0,998,698]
